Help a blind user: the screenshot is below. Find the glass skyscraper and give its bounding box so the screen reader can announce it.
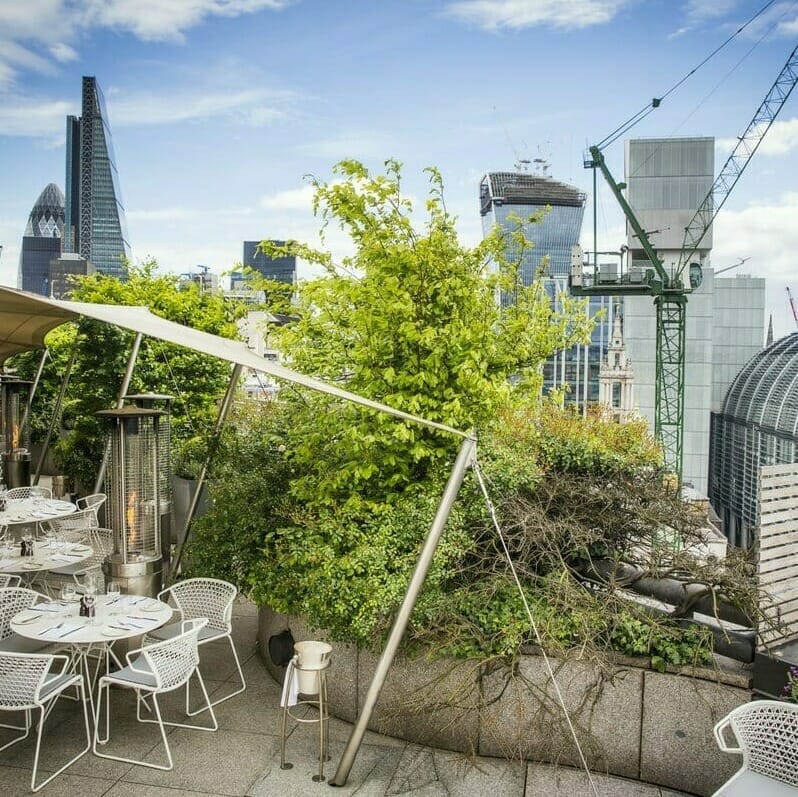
[18,183,65,295]
[64,76,130,278]
[243,241,297,284]
[480,168,606,405]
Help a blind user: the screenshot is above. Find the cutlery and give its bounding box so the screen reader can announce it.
[42,621,65,634]
[58,626,80,637]
[16,613,42,624]
[128,615,157,622]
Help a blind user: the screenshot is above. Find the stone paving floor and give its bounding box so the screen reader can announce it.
[0,599,694,796]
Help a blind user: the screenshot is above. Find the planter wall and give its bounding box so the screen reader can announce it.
[258,606,752,797]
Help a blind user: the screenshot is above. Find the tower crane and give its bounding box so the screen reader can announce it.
[571,42,798,481]
[788,287,798,330]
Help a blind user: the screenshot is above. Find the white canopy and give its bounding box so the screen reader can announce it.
[0,286,465,438]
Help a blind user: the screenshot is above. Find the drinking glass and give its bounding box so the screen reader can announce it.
[106,581,121,614]
[60,583,76,604]
[84,587,97,625]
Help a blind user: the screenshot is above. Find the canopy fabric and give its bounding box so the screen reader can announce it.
[0,286,465,438]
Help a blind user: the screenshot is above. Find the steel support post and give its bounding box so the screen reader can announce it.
[331,434,477,787]
[34,345,77,484]
[21,348,49,438]
[94,332,143,494]
[171,363,243,579]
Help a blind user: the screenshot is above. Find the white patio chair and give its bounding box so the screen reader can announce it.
[0,586,52,654]
[40,508,97,543]
[0,574,21,588]
[146,577,246,710]
[5,486,52,501]
[712,699,798,796]
[75,492,106,525]
[93,618,217,771]
[0,650,90,791]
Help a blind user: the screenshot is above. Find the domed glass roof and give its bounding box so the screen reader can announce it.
[24,183,65,238]
[722,332,798,437]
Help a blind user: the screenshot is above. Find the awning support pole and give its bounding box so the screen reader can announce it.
[34,345,77,484]
[330,433,477,787]
[171,363,242,580]
[21,347,49,437]
[94,332,143,494]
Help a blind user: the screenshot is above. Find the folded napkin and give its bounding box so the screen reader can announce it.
[118,615,160,629]
[280,657,299,707]
[40,622,82,639]
[117,596,146,609]
[50,553,82,562]
[34,602,64,613]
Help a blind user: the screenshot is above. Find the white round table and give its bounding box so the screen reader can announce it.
[11,594,174,723]
[2,498,76,526]
[0,540,93,576]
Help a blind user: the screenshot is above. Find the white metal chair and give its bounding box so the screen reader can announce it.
[40,508,97,543]
[93,618,217,771]
[0,587,52,653]
[712,699,798,796]
[146,577,246,710]
[0,574,21,588]
[5,487,52,501]
[75,492,106,525]
[0,651,91,792]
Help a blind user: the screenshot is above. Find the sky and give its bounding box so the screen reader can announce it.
[1,0,797,338]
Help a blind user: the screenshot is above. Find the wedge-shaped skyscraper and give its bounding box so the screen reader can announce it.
[64,76,130,278]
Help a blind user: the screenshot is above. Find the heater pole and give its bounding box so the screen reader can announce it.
[34,345,77,484]
[94,332,143,494]
[331,433,477,787]
[171,363,243,579]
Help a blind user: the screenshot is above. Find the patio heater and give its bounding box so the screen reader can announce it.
[97,406,165,597]
[0,376,32,488]
[123,393,173,578]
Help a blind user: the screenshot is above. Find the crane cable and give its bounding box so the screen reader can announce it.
[596,0,779,151]
[472,458,600,797]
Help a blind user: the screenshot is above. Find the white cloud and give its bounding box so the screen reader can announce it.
[0,0,293,85]
[295,130,398,161]
[0,96,74,140]
[444,0,633,31]
[111,87,297,127]
[260,185,316,212]
[49,43,78,62]
[716,117,798,157]
[126,208,191,222]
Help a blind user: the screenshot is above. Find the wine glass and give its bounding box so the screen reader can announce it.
[106,581,121,614]
[60,583,76,610]
[84,586,97,625]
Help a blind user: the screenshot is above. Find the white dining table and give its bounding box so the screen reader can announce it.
[11,594,174,723]
[1,497,77,526]
[0,539,93,576]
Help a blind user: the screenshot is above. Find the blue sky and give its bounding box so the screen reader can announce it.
[1,0,797,337]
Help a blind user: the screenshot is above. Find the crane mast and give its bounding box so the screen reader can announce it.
[787,287,798,329]
[571,43,798,482]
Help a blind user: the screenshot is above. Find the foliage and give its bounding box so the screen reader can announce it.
[259,160,593,509]
[187,160,758,675]
[784,665,798,703]
[8,260,244,488]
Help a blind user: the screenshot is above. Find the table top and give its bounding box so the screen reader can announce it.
[10,594,173,645]
[0,540,93,574]
[1,498,76,525]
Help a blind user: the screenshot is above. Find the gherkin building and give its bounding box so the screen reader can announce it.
[709,332,798,548]
[18,183,64,295]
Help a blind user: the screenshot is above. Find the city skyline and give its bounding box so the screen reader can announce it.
[1,1,797,337]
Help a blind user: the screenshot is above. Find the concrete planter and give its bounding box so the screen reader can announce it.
[258,606,752,796]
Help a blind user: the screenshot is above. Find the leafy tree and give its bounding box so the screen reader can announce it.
[9,260,244,489]
[260,159,593,509]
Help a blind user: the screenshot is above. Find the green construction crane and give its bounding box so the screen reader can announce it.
[570,43,798,481]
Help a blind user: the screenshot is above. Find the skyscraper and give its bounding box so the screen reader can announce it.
[480,165,607,405]
[64,76,130,278]
[19,183,64,295]
[243,240,297,284]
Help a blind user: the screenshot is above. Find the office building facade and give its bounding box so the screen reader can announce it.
[622,138,764,494]
[19,183,65,295]
[48,253,95,299]
[64,76,130,278]
[243,241,297,284]
[480,168,609,405]
[709,333,798,548]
